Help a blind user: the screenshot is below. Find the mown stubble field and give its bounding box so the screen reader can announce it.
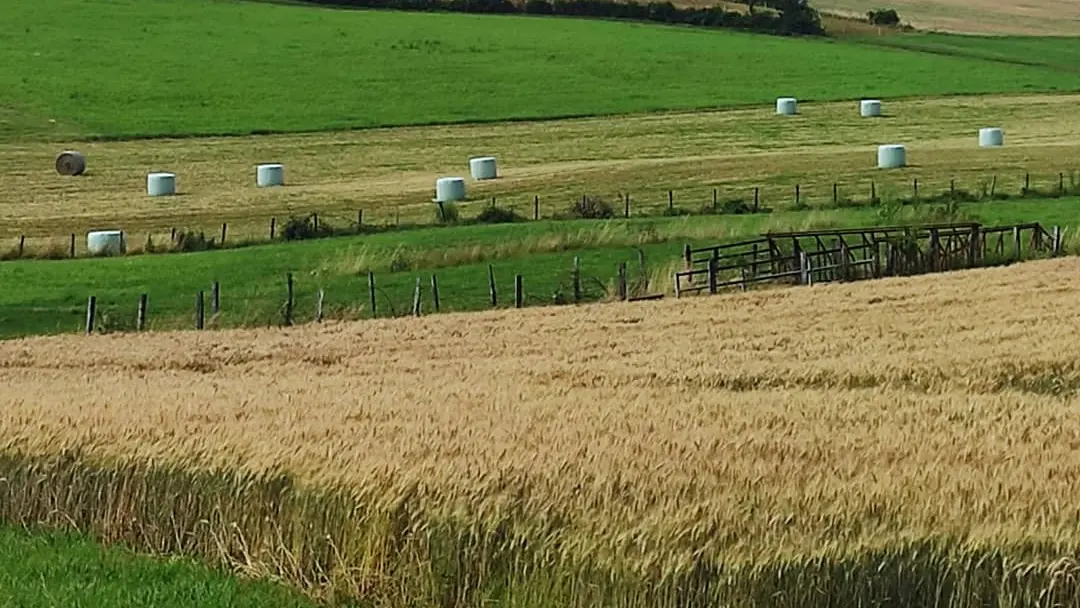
[3,94,1080,249]
[816,0,1080,35]
[1,256,1080,604]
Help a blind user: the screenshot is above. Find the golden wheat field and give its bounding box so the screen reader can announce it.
[3,94,1078,245]
[2,256,1080,605]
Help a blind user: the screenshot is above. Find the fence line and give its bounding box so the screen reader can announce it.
[4,169,1080,262]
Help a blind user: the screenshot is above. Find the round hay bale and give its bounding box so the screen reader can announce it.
[877,144,907,169]
[55,151,86,176]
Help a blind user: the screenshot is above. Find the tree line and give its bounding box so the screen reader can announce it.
[292,0,824,36]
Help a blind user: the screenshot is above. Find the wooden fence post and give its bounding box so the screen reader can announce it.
[1053,226,1063,255]
[832,183,838,205]
[968,225,980,267]
[285,273,294,326]
[795,184,801,206]
[357,210,363,231]
[367,271,377,319]
[195,291,205,330]
[712,188,718,209]
[624,194,630,219]
[312,213,319,235]
[800,251,811,286]
[950,179,956,199]
[707,254,718,295]
[270,217,277,240]
[913,178,919,201]
[840,242,850,281]
[1013,226,1022,260]
[572,257,581,304]
[668,190,674,212]
[514,274,523,308]
[753,187,760,212]
[929,229,940,272]
[69,233,76,258]
[488,265,497,308]
[617,262,627,301]
[534,195,540,221]
[220,222,227,245]
[990,175,998,199]
[412,277,422,317]
[870,181,877,202]
[673,272,682,299]
[683,243,692,274]
[171,227,177,243]
[18,236,24,258]
[1024,172,1031,194]
[316,288,325,322]
[431,275,440,313]
[85,296,96,334]
[137,293,148,331]
[211,280,220,315]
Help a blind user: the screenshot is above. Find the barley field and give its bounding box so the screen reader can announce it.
[5,94,1080,242]
[2,256,1080,605]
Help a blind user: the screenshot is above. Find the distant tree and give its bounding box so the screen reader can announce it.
[867,8,901,25]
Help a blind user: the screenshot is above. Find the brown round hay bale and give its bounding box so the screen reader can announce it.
[55,151,86,176]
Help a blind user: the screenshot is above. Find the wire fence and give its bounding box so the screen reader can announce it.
[4,169,1080,262]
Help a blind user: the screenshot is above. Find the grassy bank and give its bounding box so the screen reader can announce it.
[0,525,324,607]
[4,0,1080,140]
[0,197,1076,339]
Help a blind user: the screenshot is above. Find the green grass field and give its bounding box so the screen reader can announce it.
[856,33,1080,72]
[4,0,1080,140]
[0,526,326,608]
[1,196,1075,339]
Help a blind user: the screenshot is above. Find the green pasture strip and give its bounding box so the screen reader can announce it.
[0,525,324,608]
[854,33,1080,72]
[3,0,1080,140]
[2,198,1077,339]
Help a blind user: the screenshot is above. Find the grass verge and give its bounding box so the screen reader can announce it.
[0,524,324,608]
[0,196,1077,339]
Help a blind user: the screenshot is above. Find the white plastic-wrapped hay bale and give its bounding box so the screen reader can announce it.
[877,144,906,169]
[860,99,882,117]
[55,150,86,176]
[256,163,285,187]
[469,156,497,181]
[87,230,124,256]
[979,128,1004,148]
[147,172,176,196]
[435,177,466,203]
[776,97,798,115]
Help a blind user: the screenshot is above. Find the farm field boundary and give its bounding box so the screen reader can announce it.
[4,0,1080,141]
[5,256,1080,605]
[8,94,1080,242]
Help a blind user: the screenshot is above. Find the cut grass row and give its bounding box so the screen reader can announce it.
[5,94,1080,242]
[1,197,1077,339]
[4,0,1080,141]
[0,526,323,608]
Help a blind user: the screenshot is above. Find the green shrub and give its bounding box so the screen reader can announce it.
[173,230,218,252]
[434,202,460,225]
[472,206,525,224]
[867,8,900,26]
[566,196,614,220]
[281,214,334,241]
